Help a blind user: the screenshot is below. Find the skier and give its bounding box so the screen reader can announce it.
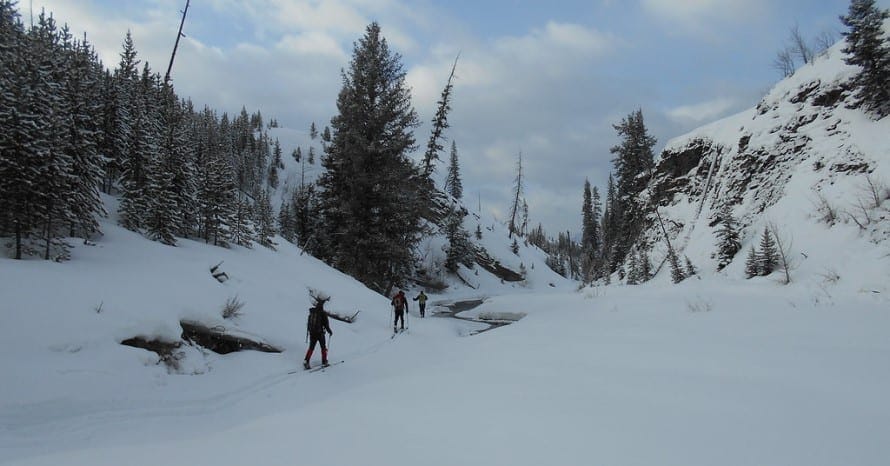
[304,298,333,370]
[413,291,428,318]
[391,290,408,332]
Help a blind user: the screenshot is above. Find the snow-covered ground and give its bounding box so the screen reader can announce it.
[2,207,889,465]
[3,26,890,466]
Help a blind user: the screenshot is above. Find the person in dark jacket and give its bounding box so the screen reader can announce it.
[413,291,428,317]
[304,299,333,369]
[391,290,408,332]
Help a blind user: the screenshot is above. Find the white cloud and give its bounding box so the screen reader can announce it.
[666,97,737,123]
[276,32,347,59]
[494,21,616,67]
[640,0,766,36]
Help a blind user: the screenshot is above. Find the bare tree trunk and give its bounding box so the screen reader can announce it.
[164,0,190,86]
[769,222,792,285]
[508,152,523,239]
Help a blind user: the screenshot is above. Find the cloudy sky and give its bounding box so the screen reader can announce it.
[28,0,889,235]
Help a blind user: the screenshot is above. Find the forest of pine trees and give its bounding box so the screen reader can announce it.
[0,3,282,259]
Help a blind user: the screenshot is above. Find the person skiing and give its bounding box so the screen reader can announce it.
[413,291,428,318]
[391,290,408,332]
[304,297,333,370]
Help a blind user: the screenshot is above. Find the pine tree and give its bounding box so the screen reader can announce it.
[580,179,600,282]
[684,256,697,277]
[30,11,73,259]
[0,2,26,252]
[254,189,276,249]
[309,121,318,140]
[444,141,463,200]
[744,246,759,278]
[757,227,779,275]
[609,110,656,266]
[62,35,105,240]
[602,174,621,273]
[840,0,890,117]
[198,114,236,247]
[443,202,473,272]
[278,200,293,243]
[715,202,742,271]
[105,31,140,193]
[120,63,160,231]
[291,183,317,249]
[316,22,421,292]
[626,250,640,285]
[423,55,458,176]
[268,139,282,189]
[669,248,686,283]
[639,249,651,282]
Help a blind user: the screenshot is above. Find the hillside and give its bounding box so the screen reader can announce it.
[638,40,889,293]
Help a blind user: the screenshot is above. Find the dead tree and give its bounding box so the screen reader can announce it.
[164,0,190,85]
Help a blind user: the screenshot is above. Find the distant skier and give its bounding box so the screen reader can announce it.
[304,298,333,370]
[413,291,428,318]
[391,290,408,332]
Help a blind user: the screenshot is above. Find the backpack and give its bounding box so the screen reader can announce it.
[392,295,405,312]
[307,308,325,334]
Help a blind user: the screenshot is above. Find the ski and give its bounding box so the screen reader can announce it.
[391,328,408,339]
[288,360,344,374]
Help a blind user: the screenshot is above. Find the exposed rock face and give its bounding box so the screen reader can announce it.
[633,43,888,274]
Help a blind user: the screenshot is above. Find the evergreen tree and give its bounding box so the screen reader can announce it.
[316,22,421,292]
[254,189,276,249]
[744,246,759,278]
[639,249,652,282]
[105,30,140,193]
[840,0,890,117]
[292,147,302,163]
[580,179,600,282]
[444,141,463,200]
[684,256,697,277]
[757,227,779,275]
[626,250,640,285]
[268,139,282,189]
[669,248,686,283]
[291,182,317,249]
[278,200,293,243]
[443,202,473,272]
[602,174,621,273]
[609,110,656,266]
[119,63,160,231]
[29,12,72,259]
[62,35,105,239]
[196,109,236,247]
[715,202,742,271]
[423,55,458,176]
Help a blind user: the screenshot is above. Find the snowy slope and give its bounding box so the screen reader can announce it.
[640,40,890,294]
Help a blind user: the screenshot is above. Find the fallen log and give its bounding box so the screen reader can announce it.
[179,319,282,354]
[326,310,360,323]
